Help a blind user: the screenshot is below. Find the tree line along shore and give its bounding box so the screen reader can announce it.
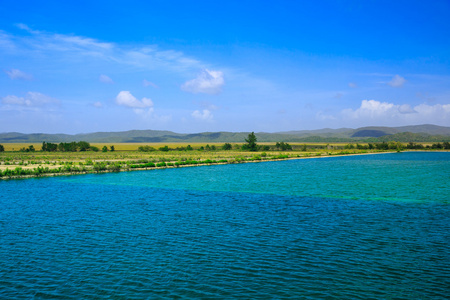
[1,133,449,179]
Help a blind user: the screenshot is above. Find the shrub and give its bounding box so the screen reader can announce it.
[138,145,156,152]
[222,143,232,150]
[108,164,121,172]
[93,162,107,172]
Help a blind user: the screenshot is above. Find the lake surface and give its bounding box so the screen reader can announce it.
[1,152,449,299]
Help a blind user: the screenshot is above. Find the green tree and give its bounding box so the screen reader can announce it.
[58,142,78,152]
[110,145,115,151]
[244,132,258,151]
[186,145,193,151]
[102,146,108,152]
[275,142,292,151]
[222,143,232,150]
[78,141,90,151]
[345,143,355,149]
[0,144,4,152]
[375,142,389,150]
[42,141,57,152]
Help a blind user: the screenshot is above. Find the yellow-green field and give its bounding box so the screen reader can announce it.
[0,142,396,152]
[1,141,442,179]
[0,142,384,178]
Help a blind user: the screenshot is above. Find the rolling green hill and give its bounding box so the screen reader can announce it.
[1,124,449,143]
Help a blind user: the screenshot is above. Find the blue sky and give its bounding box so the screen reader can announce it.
[1,0,449,134]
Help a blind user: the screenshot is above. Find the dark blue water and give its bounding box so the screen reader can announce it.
[1,152,449,298]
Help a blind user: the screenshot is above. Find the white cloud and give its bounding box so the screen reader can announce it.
[181,69,224,94]
[348,82,357,88]
[143,79,158,88]
[5,69,33,80]
[114,91,171,121]
[93,101,103,108]
[192,109,213,121]
[343,100,395,119]
[99,74,113,84]
[387,75,406,88]
[341,100,450,126]
[1,92,58,107]
[398,104,416,114]
[115,91,153,108]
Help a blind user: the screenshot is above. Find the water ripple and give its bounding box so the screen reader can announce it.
[0,152,449,298]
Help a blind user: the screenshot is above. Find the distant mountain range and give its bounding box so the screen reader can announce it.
[1,124,449,143]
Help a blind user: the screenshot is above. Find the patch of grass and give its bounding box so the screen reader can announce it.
[0,142,394,179]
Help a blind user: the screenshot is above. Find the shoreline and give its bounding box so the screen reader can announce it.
[0,150,406,181]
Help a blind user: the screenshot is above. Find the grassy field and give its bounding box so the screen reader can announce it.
[2,141,445,179]
[0,142,388,179]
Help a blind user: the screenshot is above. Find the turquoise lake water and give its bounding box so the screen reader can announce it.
[0,152,449,298]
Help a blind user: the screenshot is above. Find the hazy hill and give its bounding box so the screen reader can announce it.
[0,124,449,143]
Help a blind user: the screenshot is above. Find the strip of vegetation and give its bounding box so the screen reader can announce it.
[1,132,449,180]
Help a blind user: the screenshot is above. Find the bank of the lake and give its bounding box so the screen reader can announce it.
[0,149,400,180]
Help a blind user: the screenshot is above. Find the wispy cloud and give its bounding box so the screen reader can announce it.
[348,82,357,88]
[5,68,33,80]
[181,69,224,94]
[7,24,205,75]
[143,79,158,88]
[93,101,103,108]
[99,74,113,84]
[1,92,59,107]
[387,74,406,88]
[334,92,344,99]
